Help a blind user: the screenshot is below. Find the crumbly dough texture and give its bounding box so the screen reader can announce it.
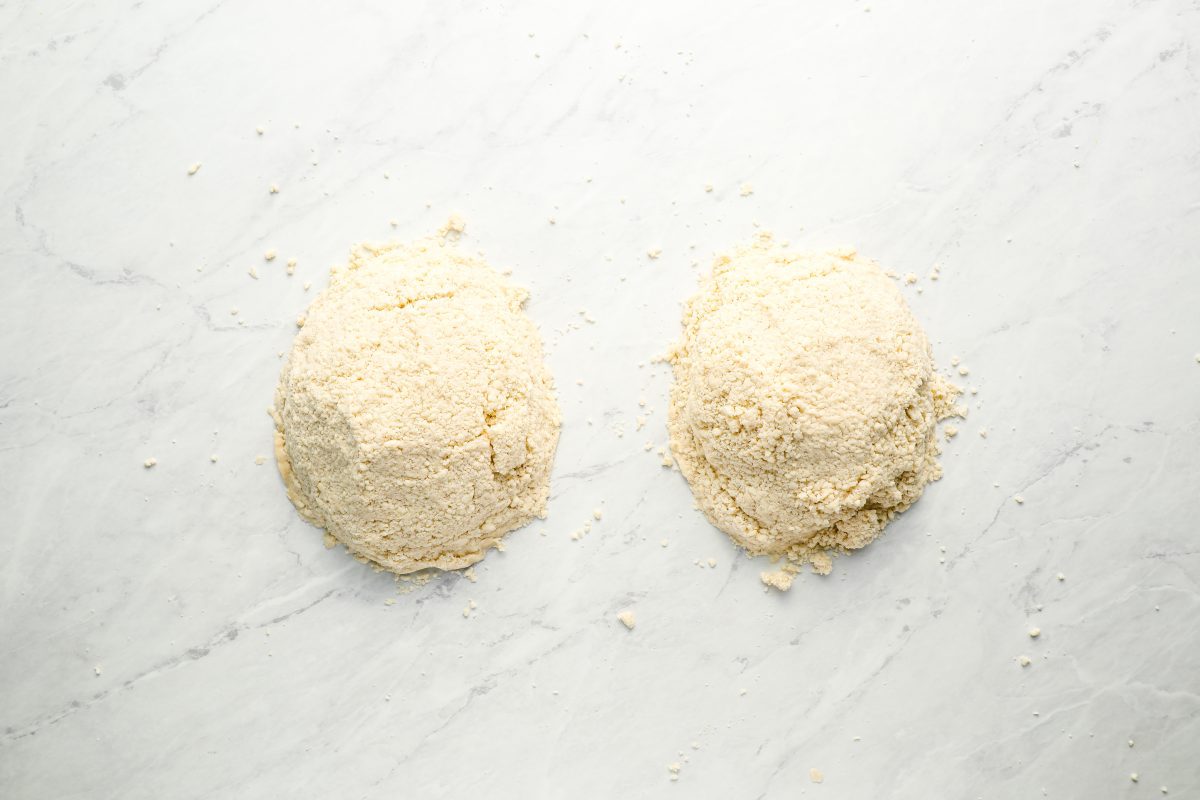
[273,235,560,574]
[668,234,958,579]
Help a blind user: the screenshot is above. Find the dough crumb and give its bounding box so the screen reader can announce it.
[760,569,795,591]
[647,248,662,260]
[143,457,157,468]
[248,267,259,279]
[944,425,959,439]
[210,454,218,463]
[704,183,713,192]
[706,557,717,568]
[187,162,201,175]
[264,249,277,261]
[1057,572,1066,581]
[1130,773,1138,783]
[1014,495,1025,504]
[255,125,264,135]
[323,532,337,549]
[93,664,102,676]
[593,508,603,520]
[617,610,636,630]
[254,455,266,465]
[903,272,918,285]
[1018,655,1032,667]
[269,183,279,194]
[438,214,467,241]
[667,762,681,781]
[809,768,824,784]
[1029,627,1041,638]
[738,182,753,196]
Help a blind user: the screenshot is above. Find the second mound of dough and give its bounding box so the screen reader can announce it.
[668,234,958,580]
[273,236,560,574]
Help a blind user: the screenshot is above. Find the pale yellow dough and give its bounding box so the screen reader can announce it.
[668,234,957,581]
[273,234,560,574]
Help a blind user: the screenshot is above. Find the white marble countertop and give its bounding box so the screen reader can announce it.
[3,1,1198,797]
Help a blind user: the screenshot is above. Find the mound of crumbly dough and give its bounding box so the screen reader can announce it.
[668,234,959,583]
[272,235,560,574]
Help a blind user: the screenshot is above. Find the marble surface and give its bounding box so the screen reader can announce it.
[2,1,1199,797]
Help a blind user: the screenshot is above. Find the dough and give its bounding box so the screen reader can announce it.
[273,234,560,574]
[668,234,958,580]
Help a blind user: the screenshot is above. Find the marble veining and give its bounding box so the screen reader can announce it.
[1,0,1198,797]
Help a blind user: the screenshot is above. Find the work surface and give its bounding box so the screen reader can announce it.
[2,1,1198,797]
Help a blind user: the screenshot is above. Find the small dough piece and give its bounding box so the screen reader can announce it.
[668,234,958,582]
[617,610,636,629]
[273,234,560,574]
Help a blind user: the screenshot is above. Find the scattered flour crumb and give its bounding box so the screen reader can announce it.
[660,539,669,547]
[264,249,277,261]
[1131,773,1139,783]
[1029,627,1041,638]
[903,272,918,285]
[958,366,970,376]
[667,762,681,781]
[1057,572,1066,581]
[210,454,218,463]
[248,266,259,279]
[760,569,795,591]
[593,508,603,520]
[438,214,467,241]
[1014,495,1025,504]
[269,183,279,194]
[809,768,824,784]
[617,610,636,630]
[254,454,267,465]
[739,182,753,196]
[143,457,157,468]
[256,126,264,135]
[187,163,201,175]
[704,184,713,193]
[464,566,477,582]
[93,664,102,676]
[944,425,959,439]
[979,428,988,438]
[706,557,717,568]
[1018,655,1032,667]
[647,248,662,259]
